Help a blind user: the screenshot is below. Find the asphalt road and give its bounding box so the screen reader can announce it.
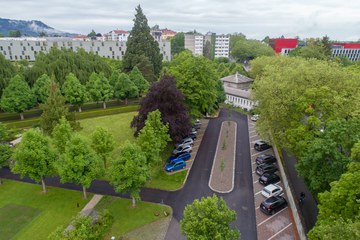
[0,108,257,240]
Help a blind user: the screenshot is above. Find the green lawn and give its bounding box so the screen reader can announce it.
[94,196,172,238]
[0,180,91,240]
[78,112,137,159]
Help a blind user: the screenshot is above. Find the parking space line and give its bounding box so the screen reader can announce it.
[251,151,269,157]
[252,170,256,174]
[267,223,292,240]
[253,180,258,184]
[255,190,262,196]
[255,206,260,210]
[249,130,257,134]
[257,207,288,227]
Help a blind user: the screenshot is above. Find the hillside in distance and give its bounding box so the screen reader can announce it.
[0,18,78,37]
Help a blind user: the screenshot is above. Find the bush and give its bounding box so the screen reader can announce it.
[48,210,114,240]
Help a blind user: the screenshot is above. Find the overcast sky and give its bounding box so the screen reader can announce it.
[1,0,359,41]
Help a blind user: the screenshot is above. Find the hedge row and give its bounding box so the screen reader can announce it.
[4,104,139,129]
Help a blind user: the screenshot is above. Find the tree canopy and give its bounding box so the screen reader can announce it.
[137,110,171,166]
[52,116,73,153]
[131,75,192,142]
[171,32,185,56]
[129,66,149,96]
[108,141,149,207]
[91,126,115,169]
[57,134,101,199]
[122,5,162,78]
[230,36,274,62]
[169,51,221,118]
[180,194,240,240]
[86,72,113,109]
[0,53,17,96]
[110,71,138,104]
[0,74,34,120]
[32,74,51,104]
[62,73,88,112]
[12,128,56,193]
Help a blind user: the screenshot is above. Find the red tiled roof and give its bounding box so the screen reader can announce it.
[162,29,176,35]
[112,30,129,34]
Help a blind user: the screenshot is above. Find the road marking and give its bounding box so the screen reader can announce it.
[252,170,256,174]
[253,180,259,184]
[249,130,257,134]
[267,223,292,240]
[257,207,288,227]
[255,206,260,210]
[255,190,262,196]
[250,134,258,138]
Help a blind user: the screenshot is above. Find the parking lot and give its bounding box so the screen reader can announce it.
[248,119,298,240]
[166,119,209,175]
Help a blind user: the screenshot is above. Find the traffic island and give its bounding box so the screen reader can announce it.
[209,121,237,193]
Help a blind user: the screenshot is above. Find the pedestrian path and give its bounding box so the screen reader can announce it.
[80,194,103,216]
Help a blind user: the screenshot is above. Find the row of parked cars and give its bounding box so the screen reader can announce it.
[165,121,201,172]
[254,140,288,215]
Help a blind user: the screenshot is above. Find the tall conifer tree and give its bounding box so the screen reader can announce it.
[122,5,162,79]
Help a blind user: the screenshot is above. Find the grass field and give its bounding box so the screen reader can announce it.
[78,112,137,158]
[94,196,172,238]
[0,180,91,240]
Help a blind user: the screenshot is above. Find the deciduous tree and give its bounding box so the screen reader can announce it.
[110,72,138,104]
[0,74,34,120]
[91,127,115,169]
[86,72,113,109]
[129,66,149,96]
[62,73,87,112]
[0,53,16,96]
[131,75,191,142]
[122,5,162,77]
[32,74,51,104]
[171,32,185,55]
[57,134,101,199]
[180,194,240,240]
[137,110,171,166]
[52,116,73,153]
[169,51,220,118]
[12,128,56,193]
[108,141,149,207]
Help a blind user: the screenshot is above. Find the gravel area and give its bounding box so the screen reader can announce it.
[209,121,237,193]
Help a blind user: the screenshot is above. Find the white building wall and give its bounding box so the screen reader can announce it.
[214,35,229,58]
[225,94,255,110]
[0,38,171,61]
[332,48,360,61]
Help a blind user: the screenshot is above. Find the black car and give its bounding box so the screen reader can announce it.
[254,140,271,151]
[260,196,287,215]
[256,163,278,175]
[259,173,280,185]
[185,133,197,140]
[256,154,277,165]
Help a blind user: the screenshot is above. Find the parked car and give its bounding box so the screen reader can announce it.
[256,154,277,165]
[261,184,283,198]
[259,173,280,185]
[260,196,287,215]
[256,163,278,175]
[172,144,192,155]
[192,124,201,130]
[251,114,259,122]
[186,133,197,140]
[191,128,197,135]
[167,152,191,163]
[254,140,271,151]
[165,159,186,172]
[175,138,194,148]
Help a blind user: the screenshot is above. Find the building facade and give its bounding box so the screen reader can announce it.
[0,37,171,61]
[269,38,360,61]
[104,30,129,42]
[184,33,230,58]
[221,72,255,110]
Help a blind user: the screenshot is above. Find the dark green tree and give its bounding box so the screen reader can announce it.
[171,32,185,55]
[39,80,69,134]
[111,72,138,104]
[129,66,149,96]
[62,73,88,112]
[0,123,11,184]
[0,74,34,120]
[86,72,113,109]
[180,194,240,240]
[0,53,16,96]
[136,57,157,83]
[32,74,51,104]
[87,29,97,38]
[122,5,162,77]
[9,30,21,37]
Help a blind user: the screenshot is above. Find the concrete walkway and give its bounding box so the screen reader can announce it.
[80,194,103,216]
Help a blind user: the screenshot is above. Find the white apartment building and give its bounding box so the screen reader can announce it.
[104,30,129,42]
[184,33,230,58]
[0,37,171,61]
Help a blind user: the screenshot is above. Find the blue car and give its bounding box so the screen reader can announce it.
[165,159,186,172]
[167,152,191,163]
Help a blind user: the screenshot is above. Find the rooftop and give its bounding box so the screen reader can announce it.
[224,86,251,99]
[221,72,254,84]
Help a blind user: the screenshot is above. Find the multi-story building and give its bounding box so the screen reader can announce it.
[331,43,360,62]
[184,32,230,58]
[0,37,171,61]
[104,30,130,42]
[269,38,360,61]
[161,29,176,40]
